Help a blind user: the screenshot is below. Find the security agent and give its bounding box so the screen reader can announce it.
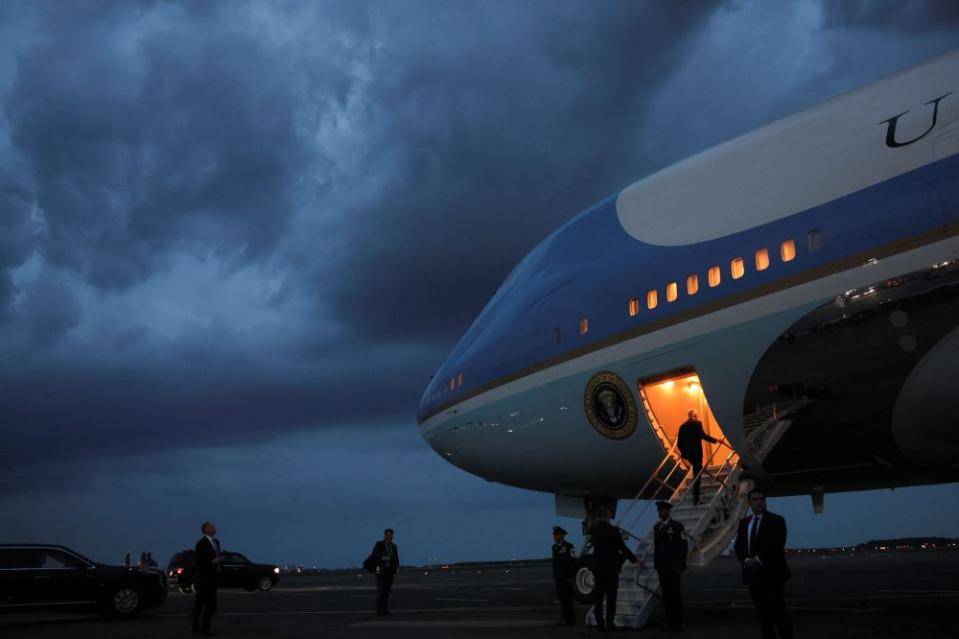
[192,521,222,637]
[551,526,577,626]
[652,501,687,632]
[734,488,794,639]
[370,528,399,615]
[590,506,638,632]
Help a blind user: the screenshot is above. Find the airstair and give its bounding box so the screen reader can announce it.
[585,399,810,629]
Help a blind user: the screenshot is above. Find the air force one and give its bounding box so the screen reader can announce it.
[416,49,959,536]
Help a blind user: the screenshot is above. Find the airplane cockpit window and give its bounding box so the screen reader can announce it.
[731,257,745,279]
[755,248,770,271]
[686,274,699,295]
[708,266,721,287]
[807,229,823,252]
[647,290,658,310]
[781,239,796,261]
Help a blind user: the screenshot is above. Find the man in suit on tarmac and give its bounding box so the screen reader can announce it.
[734,488,794,639]
[652,501,688,632]
[192,521,223,636]
[371,528,399,615]
[677,409,720,505]
[590,506,637,632]
[551,526,577,626]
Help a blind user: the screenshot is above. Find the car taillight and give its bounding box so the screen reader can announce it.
[176,568,184,575]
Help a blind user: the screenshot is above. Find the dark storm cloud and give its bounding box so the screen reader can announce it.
[821,1,959,32]
[3,1,323,291]
[318,2,718,344]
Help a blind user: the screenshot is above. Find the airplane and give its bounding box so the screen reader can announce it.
[416,47,959,551]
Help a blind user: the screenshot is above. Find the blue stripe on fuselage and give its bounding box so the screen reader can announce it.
[418,153,955,423]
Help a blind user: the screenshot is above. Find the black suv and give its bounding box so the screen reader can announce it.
[0,544,167,618]
[167,550,279,593]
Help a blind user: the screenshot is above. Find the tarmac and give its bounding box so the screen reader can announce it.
[1,550,957,638]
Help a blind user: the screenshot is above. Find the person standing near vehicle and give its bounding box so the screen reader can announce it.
[590,506,637,631]
[192,521,223,636]
[551,526,577,626]
[371,528,399,615]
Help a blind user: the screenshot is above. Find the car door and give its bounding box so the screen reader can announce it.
[220,553,251,587]
[0,548,42,607]
[31,549,98,605]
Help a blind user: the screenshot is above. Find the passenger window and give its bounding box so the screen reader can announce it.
[552,327,561,344]
[686,274,699,295]
[781,239,796,262]
[807,229,823,252]
[708,266,721,287]
[579,317,589,335]
[457,373,463,387]
[755,248,770,271]
[628,298,640,317]
[449,378,455,391]
[666,282,678,302]
[731,257,745,279]
[647,290,658,310]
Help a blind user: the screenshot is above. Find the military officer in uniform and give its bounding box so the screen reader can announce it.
[652,501,688,632]
[551,526,577,626]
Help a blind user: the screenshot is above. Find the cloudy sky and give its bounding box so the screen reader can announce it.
[1,1,958,569]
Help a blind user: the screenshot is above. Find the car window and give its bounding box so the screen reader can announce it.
[223,553,249,564]
[0,549,46,569]
[41,549,85,569]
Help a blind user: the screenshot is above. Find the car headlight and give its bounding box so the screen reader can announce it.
[274,567,280,574]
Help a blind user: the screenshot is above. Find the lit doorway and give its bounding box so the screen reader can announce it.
[638,371,737,467]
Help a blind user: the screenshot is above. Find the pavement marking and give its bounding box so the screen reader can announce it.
[348,619,550,628]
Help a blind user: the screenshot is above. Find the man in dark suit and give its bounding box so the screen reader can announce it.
[652,501,687,632]
[192,521,222,636]
[371,528,399,615]
[551,526,577,626]
[590,506,637,632]
[677,409,719,505]
[734,488,794,639]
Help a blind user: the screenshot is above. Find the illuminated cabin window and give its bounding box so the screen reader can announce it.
[552,327,561,344]
[731,257,745,279]
[780,239,796,262]
[807,228,823,252]
[647,289,658,310]
[686,274,699,295]
[579,317,589,335]
[457,373,463,387]
[450,377,455,390]
[628,297,640,317]
[755,248,770,271]
[708,266,721,287]
[666,282,678,302]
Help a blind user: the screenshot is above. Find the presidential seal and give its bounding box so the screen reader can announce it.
[584,371,637,439]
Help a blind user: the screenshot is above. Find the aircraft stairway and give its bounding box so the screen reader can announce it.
[585,400,810,629]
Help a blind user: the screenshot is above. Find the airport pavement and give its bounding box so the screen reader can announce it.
[1,551,957,638]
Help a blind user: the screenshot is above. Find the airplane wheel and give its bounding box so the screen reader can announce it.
[573,562,595,603]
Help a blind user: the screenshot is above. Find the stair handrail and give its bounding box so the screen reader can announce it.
[615,441,686,536]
